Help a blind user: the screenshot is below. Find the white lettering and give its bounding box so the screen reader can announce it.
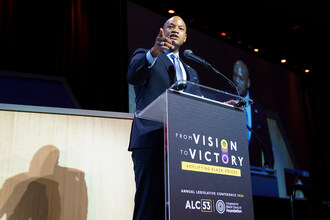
[208,137,213,147]
[205,151,211,162]
[195,201,201,209]
[230,141,237,151]
[189,149,196,159]
[193,133,200,144]
[185,200,201,210]
[214,152,220,163]
[185,200,191,209]
[238,156,244,166]
[231,155,237,166]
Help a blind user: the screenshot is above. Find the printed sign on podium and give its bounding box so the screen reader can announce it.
[137,81,254,220]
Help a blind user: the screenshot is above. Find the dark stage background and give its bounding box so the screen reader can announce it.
[0,0,329,219]
[0,0,128,111]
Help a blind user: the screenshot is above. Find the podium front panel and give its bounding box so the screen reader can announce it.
[165,91,254,220]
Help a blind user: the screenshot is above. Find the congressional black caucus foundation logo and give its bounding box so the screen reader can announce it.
[215,199,225,214]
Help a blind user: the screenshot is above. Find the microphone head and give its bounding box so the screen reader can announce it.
[183,49,193,58]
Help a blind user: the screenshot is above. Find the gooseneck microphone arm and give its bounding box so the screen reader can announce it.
[183,49,246,107]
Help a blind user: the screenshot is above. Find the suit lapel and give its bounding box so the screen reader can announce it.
[181,59,199,83]
[181,60,190,81]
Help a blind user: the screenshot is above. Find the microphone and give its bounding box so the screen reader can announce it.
[183,49,210,67]
[183,49,246,107]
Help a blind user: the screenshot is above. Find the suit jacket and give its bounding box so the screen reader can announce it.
[127,48,199,151]
[249,100,274,168]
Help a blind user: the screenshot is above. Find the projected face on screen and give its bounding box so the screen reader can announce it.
[232,60,250,97]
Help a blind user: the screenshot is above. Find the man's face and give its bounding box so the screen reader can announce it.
[233,67,250,97]
[163,16,187,48]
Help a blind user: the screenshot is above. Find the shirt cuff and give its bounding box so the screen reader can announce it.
[146,50,158,68]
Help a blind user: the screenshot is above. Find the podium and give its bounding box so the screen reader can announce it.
[137,81,254,220]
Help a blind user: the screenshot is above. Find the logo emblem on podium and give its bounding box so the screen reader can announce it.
[216,200,226,214]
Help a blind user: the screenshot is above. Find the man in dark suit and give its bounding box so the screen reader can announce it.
[127,16,199,220]
[232,60,274,168]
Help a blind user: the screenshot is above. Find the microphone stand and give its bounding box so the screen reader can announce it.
[205,63,246,108]
[183,49,246,107]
